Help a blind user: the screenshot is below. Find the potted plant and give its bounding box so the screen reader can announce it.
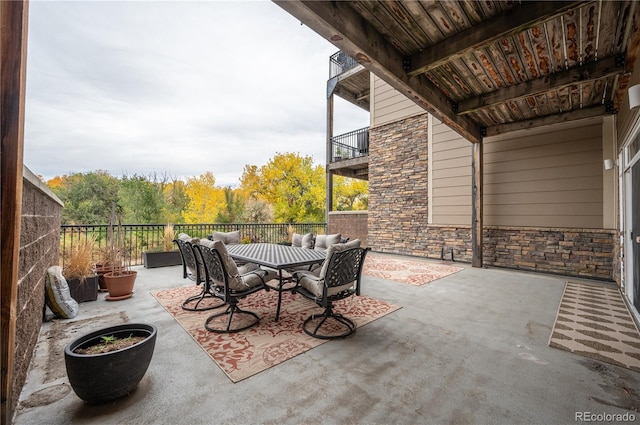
[63,236,99,303]
[142,224,182,268]
[102,206,137,301]
[64,323,157,404]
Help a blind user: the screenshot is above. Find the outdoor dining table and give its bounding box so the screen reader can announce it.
[226,243,326,321]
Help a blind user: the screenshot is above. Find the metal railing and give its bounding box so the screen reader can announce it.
[330,50,359,78]
[60,223,327,267]
[331,127,369,162]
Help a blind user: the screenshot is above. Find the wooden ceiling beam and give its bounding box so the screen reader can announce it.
[484,105,608,137]
[274,0,482,143]
[457,55,625,116]
[406,1,585,76]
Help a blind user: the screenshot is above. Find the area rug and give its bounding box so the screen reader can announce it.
[152,285,400,382]
[548,281,640,372]
[363,254,462,285]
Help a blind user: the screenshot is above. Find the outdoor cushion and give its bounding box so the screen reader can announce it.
[177,232,192,242]
[292,232,314,249]
[313,233,342,252]
[212,231,240,245]
[212,240,265,290]
[44,266,79,319]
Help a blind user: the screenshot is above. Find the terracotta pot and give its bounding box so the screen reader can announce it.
[95,265,123,292]
[103,270,136,301]
[64,323,157,404]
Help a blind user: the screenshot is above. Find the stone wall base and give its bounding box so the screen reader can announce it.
[328,211,368,247]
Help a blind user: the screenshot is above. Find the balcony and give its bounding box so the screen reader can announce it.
[328,51,369,112]
[329,126,369,180]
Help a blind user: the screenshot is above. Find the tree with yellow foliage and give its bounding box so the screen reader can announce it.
[182,172,225,223]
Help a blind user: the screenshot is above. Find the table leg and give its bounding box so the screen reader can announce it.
[275,269,284,322]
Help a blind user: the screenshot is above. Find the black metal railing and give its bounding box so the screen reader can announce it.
[331,127,369,162]
[330,50,359,79]
[60,223,327,267]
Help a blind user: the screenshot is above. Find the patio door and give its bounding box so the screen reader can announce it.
[632,160,640,311]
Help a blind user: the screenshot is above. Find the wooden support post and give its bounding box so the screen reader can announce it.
[325,90,334,220]
[471,141,483,268]
[1,1,29,423]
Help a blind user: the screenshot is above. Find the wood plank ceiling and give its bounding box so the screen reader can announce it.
[275,0,640,143]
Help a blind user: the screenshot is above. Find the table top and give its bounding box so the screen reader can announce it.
[226,243,326,269]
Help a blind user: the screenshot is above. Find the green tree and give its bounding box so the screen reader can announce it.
[216,187,245,223]
[162,179,189,224]
[50,171,120,224]
[119,174,164,223]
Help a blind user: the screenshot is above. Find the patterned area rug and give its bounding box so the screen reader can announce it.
[363,254,463,285]
[152,286,400,382]
[548,281,640,372]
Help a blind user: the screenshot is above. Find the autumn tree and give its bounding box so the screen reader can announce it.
[182,172,225,223]
[241,152,325,223]
[333,176,369,211]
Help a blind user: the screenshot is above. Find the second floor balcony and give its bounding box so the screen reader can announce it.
[329,126,369,180]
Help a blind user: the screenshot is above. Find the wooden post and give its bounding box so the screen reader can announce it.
[325,90,334,220]
[1,1,29,423]
[471,140,483,267]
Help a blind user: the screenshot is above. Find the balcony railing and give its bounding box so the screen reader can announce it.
[60,223,327,268]
[330,50,359,79]
[331,127,369,162]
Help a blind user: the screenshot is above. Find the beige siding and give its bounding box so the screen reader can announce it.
[617,52,640,147]
[371,75,424,127]
[431,117,472,225]
[484,121,603,228]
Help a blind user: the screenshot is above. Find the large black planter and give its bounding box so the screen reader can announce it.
[142,250,182,268]
[64,323,157,404]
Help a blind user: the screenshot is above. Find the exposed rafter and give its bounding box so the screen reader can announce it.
[484,105,609,137]
[406,1,585,77]
[457,55,625,116]
[274,0,483,143]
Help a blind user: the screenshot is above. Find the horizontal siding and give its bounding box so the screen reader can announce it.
[371,75,424,127]
[484,122,603,228]
[431,117,472,226]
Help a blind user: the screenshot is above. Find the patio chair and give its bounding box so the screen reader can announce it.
[196,240,277,333]
[293,243,369,339]
[175,235,222,312]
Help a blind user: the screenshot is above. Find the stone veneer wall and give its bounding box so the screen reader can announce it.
[12,167,63,414]
[377,224,616,281]
[368,114,428,253]
[328,211,368,246]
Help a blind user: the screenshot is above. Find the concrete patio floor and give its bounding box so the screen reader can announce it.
[13,253,640,425]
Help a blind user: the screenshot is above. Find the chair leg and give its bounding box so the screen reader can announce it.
[182,283,225,312]
[302,304,356,340]
[204,299,260,333]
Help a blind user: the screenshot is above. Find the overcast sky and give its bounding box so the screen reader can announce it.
[24,0,369,187]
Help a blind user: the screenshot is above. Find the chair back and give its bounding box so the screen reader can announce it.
[323,247,369,296]
[175,238,202,284]
[195,244,228,288]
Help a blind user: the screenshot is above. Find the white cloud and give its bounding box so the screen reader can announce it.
[24,0,369,186]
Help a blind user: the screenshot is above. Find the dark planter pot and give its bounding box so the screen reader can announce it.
[64,323,157,404]
[142,250,182,268]
[68,275,99,303]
